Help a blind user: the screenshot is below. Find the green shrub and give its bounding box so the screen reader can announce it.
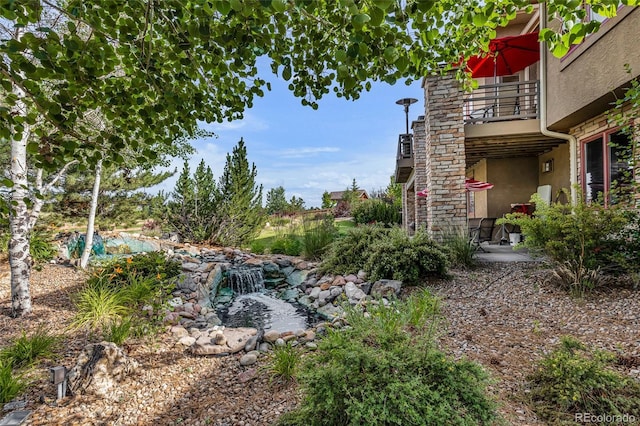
[320,226,449,283]
[302,215,337,260]
[500,192,635,293]
[527,336,640,424]
[89,252,181,289]
[365,228,449,284]
[0,361,26,404]
[270,235,303,256]
[0,328,58,370]
[351,199,401,226]
[319,225,390,275]
[277,291,497,426]
[249,239,267,254]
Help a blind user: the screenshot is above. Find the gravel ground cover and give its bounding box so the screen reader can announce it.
[1,260,639,425]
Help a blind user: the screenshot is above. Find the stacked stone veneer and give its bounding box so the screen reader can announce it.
[423,73,467,239]
[402,184,416,234]
[412,115,428,233]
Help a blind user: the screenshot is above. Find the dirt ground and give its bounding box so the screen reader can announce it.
[1,261,639,425]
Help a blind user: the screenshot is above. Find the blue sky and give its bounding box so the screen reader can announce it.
[158,75,424,208]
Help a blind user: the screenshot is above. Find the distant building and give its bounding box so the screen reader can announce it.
[328,190,370,202]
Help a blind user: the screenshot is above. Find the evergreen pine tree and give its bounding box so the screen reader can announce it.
[266,186,288,215]
[215,139,265,246]
[321,190,334,209]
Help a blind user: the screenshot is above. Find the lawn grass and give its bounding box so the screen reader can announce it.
[335,218,356,235]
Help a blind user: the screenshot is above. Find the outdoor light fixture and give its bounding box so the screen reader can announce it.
[49,366,68,400]
[395,97,418,134]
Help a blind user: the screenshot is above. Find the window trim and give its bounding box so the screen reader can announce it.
[581,127,632,206]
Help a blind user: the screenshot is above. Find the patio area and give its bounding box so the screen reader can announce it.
[474,243,539,263]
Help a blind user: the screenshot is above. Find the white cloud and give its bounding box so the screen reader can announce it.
[277,147,341,159]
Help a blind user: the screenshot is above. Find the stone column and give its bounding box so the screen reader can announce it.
[423,73,467,240]
[402,184,416,235]
[411,116,428,232]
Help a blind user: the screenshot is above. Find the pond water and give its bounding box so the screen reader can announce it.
[217,292,317,333]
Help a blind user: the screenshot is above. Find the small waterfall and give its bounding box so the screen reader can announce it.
[228,267,265,294]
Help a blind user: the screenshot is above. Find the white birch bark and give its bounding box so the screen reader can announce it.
[9,108,33,317]
[80,159,102,269]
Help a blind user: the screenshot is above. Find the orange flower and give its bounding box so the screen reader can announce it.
[115,267,123,274]
[126,257,133,264]
[156,273,162,280]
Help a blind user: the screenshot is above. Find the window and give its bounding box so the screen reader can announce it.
[583,130,633,205]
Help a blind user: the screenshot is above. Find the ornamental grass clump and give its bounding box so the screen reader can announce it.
[72,253,180,342]
[277,290,498,426]
[527,336,640,424]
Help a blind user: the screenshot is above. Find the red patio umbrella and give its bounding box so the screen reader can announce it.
[417,188,428,197]
[466,32,540,79]
[465,178,494,192]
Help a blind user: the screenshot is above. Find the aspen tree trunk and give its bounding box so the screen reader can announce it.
[9,113,33,317]
[80,159,103,269]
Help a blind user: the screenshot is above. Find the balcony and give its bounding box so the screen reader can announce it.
[395,133,413,184]
[463,80,539,124]
[463,80,563,166]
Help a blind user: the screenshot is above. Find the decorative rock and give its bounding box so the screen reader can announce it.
[282,334,297,343]
[258,342,271,352]
[332,275,346,286]
[177,336,196,347]
[318,290,331,306]
[240,353,258,366]
[263,330,280,343]
[330,287,343,298]
[181,262,201,273]
[274,258,292,268]
[304,330,316,342]
[244,335,259,352]
[67,342,139,399]
[357,270,367,280]
[371,279,402,298]
[345,282,366,302]
[170,326,189,338]
[295,329,307,337]
[317,303,343,320]
[286,270,308,287]
[213,333,227,346]
[195,335,212,346]
[344,274,358,283]
[274,338,286,347]
[319,282,332,291]
[305,342,318,350]
[309,287,321,300]
[224,328,259,353]
[191,343,229,356]
[168,297,183,308]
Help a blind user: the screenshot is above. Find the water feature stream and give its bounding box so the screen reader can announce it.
[216,266,316,332]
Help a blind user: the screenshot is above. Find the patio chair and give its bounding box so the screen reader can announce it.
[469,217,496,252]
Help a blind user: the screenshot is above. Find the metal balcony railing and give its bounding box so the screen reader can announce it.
[397,133,413,160]
[463,80,539,124]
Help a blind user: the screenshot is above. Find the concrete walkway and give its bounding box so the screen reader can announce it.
[474,243,540,262]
